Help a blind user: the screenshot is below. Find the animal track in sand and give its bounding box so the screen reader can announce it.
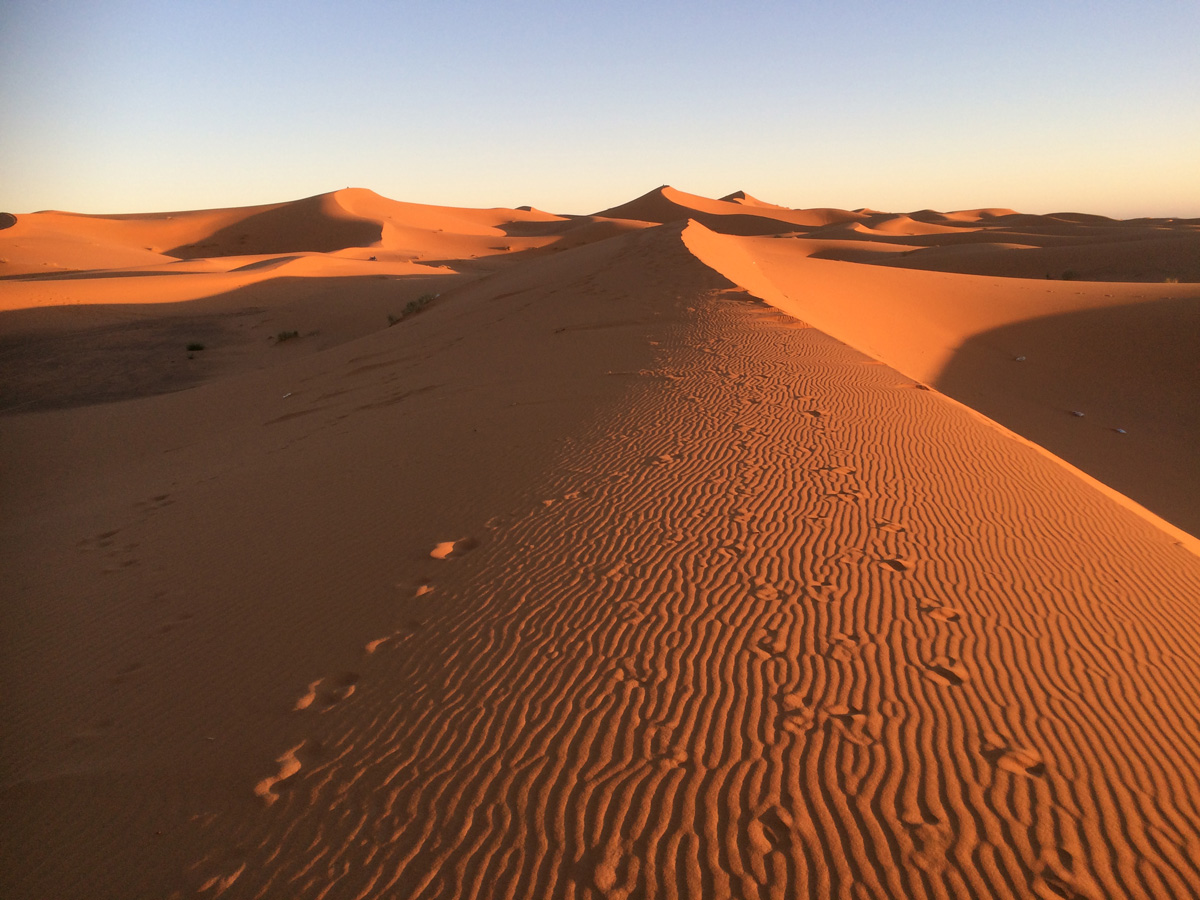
[645,451,683,466]
[750,806,794,853]
[826,631,864,663]
[1033,849,1086,900]
[924,657,970,687]
[752,628,789,658]
[776,692,818,734]
[817,464,857,475]
[824,704,881,746]
[981,734,1047,779]
[920,603,963,623]
[430,537,479,560]
[750,579,780,601]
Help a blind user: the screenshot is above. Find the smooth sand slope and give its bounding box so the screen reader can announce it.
[2,188,1199,899]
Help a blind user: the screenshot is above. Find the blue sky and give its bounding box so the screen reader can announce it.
[2,1,1198,217]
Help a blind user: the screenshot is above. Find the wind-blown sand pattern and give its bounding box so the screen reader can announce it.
[2,188,1199,898]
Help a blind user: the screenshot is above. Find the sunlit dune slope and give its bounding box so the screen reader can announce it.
[680,220,1200,537]
[3,186,1200,900]
[0,188,578,277]
[594,185,866,234]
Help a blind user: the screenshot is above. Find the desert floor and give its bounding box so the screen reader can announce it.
[3,187,1199,899]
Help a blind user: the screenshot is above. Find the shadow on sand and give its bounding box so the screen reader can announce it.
[935,295,1200,537]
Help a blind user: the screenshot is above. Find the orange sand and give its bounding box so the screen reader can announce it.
[2,187,1199,899]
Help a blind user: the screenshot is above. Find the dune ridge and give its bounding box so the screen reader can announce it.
[177,270,1200,900]
[2,186,1200,899]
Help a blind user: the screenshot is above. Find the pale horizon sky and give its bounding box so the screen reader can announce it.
[2,1,1198,219]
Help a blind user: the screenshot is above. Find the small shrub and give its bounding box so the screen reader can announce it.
[275,330,300,343]
[186,342,205,352]
[1164,276,1180,284]
[389,292,439,326]
[1061,269,1080,281]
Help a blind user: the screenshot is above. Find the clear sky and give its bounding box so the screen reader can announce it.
[2,1,1198,218]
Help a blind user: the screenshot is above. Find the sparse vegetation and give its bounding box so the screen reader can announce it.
[388,292,439,326]
[1061,269,1080,281]
[275,330,300,343]
[186,342,205,352]
[1164,276,1180,283]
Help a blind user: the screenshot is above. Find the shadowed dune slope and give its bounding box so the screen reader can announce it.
[3,188,1200,900]
[937,296,1200,535]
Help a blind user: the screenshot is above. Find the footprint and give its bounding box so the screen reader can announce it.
[319,672,359,707]
[752,628,788,658]
[824,704,880,746]
[776,692,817,734]
[817,465,857,475]
[827,632,862,662]
[404,576,434,597]
[981,735,1046,779]
[645,452,682,466]
[906,817,954,874]
[751,580,779,602]
[1033,873,1079,900]
[430,537,478,560]
[920,603,963,623]
[748,806,793,855]
[879,558,909,572]
[293,679,323,711]
[254,742,305,805]
[924,657,969,687]
[1033,849,1082,900]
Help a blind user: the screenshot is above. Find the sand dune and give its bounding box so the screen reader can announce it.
[594,185,866,234]
[2,186,1200,899]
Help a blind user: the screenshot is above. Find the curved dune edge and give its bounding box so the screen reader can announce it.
[680,219,1200,554]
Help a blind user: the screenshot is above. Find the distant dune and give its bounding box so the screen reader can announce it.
[3,186,1199,900]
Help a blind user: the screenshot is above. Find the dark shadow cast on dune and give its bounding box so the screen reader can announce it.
[166,196,383,258]
[935,295,1200,537]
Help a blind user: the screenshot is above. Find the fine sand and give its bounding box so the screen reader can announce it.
[2,187,1199,899]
